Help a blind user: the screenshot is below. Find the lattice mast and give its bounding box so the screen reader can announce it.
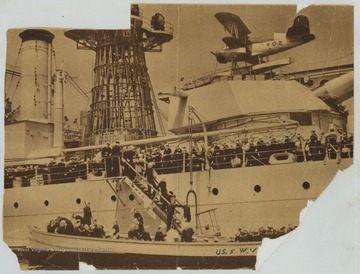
[65,6,173,145]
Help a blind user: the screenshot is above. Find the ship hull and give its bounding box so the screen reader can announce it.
[3,157,352,247]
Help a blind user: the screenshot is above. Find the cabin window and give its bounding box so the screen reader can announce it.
[14,202,19,208]
[254,185,261,193]
[111,195,117,201]
[289,112,312,126]
[44,200,49,206]
[76,198,81,204]
[129,194,135,201]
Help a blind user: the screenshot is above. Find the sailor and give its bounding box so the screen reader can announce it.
[191,145,201,171]
[173,145,182,156]
[62,217,75,235]
[111,140,121,176]
[143,162,157,199]
[53,217,74,235]
[91,224,106,238]
[71,213,84,226]
[123,145,136,179]
[181,223,195,242]
[55,220,67,234]
[162,143,173,173]
[166,195,183,231]
[235,227,248,242]
[131,208,144,233]
[111,219,120,239]
[158,178,170,210]
[141,225,152,241]
[173,145,183,172]
[154,225,166,241]
[47,218,60,233]
[309,130,319,160]
[101,142,112,177]
[152,148,162,172]
[128,223,142,240]
[212,141,221,169]
[82,202,93,226]
[74,223,88,236]
[151,13,165,31]
[131,4,140,16]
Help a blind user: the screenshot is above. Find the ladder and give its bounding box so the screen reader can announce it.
[119,160,184,232]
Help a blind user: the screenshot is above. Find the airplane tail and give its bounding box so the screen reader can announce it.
[286,15,315,42]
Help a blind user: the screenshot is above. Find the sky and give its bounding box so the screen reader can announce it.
[4,4,354,130]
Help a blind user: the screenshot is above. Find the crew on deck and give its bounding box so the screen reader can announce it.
[4,128,354,189]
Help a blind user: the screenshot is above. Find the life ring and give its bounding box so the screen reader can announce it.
[320,132,341,146]
[269,153,296,165]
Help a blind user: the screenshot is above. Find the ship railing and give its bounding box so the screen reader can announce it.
[129,143,350,175]
[4,140,353,188]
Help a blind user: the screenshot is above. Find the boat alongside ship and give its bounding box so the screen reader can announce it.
[3,4,354,269]
[26,225,259,269]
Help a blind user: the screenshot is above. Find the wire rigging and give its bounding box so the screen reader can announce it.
[6,43,23,98]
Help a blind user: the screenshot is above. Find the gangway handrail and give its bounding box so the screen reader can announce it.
[120,159,184,232]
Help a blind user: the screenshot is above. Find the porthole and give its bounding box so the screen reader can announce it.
[212,188,219,196]
[303,181,310,190]
[111,195,117,202]
[14,202,19,208]
[44,200,49,206]
[76,198,81,204]
[320,79,328,86]
[129,194,135,201]
[254,185,261,193]
[306,80,314,87]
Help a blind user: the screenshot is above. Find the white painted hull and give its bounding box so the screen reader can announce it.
[3,158,352,247]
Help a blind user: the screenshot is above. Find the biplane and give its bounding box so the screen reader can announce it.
[212,12,315,64]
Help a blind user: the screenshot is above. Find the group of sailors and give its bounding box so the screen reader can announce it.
[234,225,297,242]
[98,129,353,178]
[47,202,107,238]
[47,201,296,243]
[46,201,195,242]
[4,129,354,188]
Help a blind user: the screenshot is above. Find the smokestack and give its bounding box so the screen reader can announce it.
[18,29,54,121]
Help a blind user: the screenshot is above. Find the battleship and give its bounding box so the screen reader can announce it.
[2,4,354,269]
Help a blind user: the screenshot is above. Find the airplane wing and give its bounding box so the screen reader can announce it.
[222,36,244,49]
[215,12,251,45]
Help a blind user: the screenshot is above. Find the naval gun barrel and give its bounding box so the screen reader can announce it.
[313,71,353,104]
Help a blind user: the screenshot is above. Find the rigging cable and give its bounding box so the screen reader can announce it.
[149,78,166,136]
[7,43,23,100]
[65,72,91,101]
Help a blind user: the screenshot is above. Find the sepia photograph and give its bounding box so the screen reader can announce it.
[1,1,356,271]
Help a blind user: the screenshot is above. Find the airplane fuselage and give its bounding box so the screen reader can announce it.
[215,32,314,64]
[250,33,302,57]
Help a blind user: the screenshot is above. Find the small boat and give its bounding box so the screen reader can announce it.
[28,226,259,269]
